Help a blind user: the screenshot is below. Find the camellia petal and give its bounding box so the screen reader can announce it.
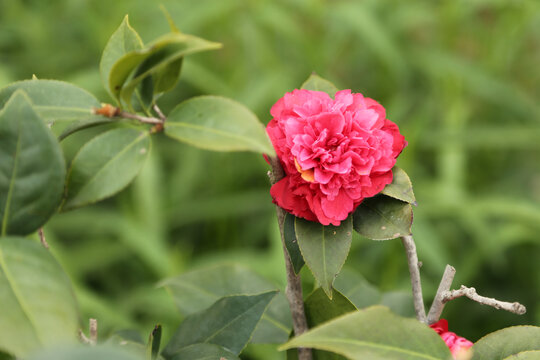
[267,88,406,225]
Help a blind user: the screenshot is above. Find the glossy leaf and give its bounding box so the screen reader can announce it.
[100,15,144,97]
[162,291,277,357]
[280,306,452,360]
[284,213,304,274]
[503,351,540,360]
[161,264,291,344]
[353,195,413,240]
[381,167,416,205]
[63,128,151,210]
[0,80,104,136]
[304,287,357,360]
[165,96,275,155]
[295,216,353,299]
[26,345,146,360]
[472,326,540,360]
[169,343,240,360]
[147,325,162,360]
[0,237,79,357]
[301,74,339,97]
[110,33,221,108]
[0,91,65,235]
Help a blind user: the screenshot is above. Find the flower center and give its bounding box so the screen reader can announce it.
[294,158,315,182]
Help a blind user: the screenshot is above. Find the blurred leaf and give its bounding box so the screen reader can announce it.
[304,288,356,360]
[280,306,452,359]
[283,213,304,274]
[0,237,79,357]
[353,195,413,240]
[0,350,14,360]
[26,345,146,360]
[161,264,291,344]
[503,351,540,360]
[0,80,101,127]
[63,128,150,210]
[301,74,339,97]
[0,90,65,235]
[334,268,381,309]
[382,167,416,205]
[472,326,540,360]
[380,291,415,318]
[100,15,144,97]
[111,33,221,109]
[147,325,162,360]
[295,216,353,299]
[169,343,240,360]
[165,96,275,155]
[334,269,415,317]
[162,291,277,357]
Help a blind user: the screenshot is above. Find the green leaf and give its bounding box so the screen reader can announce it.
[162,291,277,357]
[147,325,162,360]
[100,15,144,97]
[284,213,304,274]
[26,345,146,360]
[280,306,452,360]
[169,343,240,360]
[301,74,339,97]
[353,195,413,240]
[304,287,357,360]
[503,351,540,360]
[0,237,79,357]
[0,80,102,128]
[0,349,14,360]
[381,167,416,205]
[472,326,540,360]
[111,33,221,108]
[295,216,352,299]
[0,90,65,235]
[165,96,275,155]
[63,128,151,211]
[160,264,291,344]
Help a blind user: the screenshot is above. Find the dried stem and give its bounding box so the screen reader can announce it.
[153,104,167,122]
[427,265,456,324]
[268,156,312,360]
[400,235,427,323]
[38,228,49,249]
[118,110,162,124]
[442,285,526,315]
[78,318,98,345]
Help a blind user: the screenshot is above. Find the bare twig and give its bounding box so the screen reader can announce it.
[38,228,49,249]
[78,318,98,345]
[268,156,312,360]
[153,104,167,122]
[427,265,456,324]
[118,110,162,124]
[400,235,427,323]
[89,318,98,345]
[442,285,526,315]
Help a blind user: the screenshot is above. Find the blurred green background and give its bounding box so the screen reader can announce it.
[1,0,539,358]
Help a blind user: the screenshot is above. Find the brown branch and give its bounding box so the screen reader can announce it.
[427,265,456,324]
[400,235,427,323]
[442,285,526,315]
[38,228,49,249]
[268,156,312,360]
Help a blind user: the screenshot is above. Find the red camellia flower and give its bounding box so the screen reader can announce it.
[430,319,473,359]
[266,89,406,225]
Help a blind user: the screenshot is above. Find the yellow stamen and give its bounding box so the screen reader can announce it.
[294,158,315,182]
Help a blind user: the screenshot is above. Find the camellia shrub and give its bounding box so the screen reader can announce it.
[0,14,539,360]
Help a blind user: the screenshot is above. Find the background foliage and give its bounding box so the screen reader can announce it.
[1,0,538,358]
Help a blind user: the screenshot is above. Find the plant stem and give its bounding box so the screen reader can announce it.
[118,110,162,124]
[443,285,526,315]
[400,235,427,323]
[38,228,49,249]
[268,156,312,360]
[427,265,456,324]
